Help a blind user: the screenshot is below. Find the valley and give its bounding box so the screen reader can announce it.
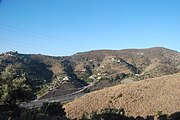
[0,47,180,120]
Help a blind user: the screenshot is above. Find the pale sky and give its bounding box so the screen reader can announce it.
[0,0,179,56]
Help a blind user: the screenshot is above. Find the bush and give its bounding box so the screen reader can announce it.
[81,108,125,120]
[40,102,66,117]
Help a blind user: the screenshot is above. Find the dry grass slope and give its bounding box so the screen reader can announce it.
[64,73,180,119]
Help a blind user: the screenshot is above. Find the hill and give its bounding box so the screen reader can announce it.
[64,73,180,119]
[69,47,180,91]
[0,51,86,98]
[0,47,179,97]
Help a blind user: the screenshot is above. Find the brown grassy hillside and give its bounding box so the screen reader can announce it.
[64,73,180,119]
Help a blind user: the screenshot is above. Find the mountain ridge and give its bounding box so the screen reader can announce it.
[0,47,179,98]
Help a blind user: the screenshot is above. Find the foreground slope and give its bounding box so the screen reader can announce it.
[64,73,180,119]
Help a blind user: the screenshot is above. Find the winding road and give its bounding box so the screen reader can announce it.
[20,80,97,109]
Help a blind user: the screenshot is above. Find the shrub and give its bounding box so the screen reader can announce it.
[81,108,125,120]
[40,102,66,116]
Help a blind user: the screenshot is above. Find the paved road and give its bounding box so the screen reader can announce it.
[19,80,96,109]
[20,92,86,109]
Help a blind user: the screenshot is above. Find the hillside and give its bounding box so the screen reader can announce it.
[68,47,180,92]
[64,73,180,119]
[0,47,179,97]
[0,51,86,97]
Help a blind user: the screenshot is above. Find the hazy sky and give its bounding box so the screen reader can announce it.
[0,0,179,56]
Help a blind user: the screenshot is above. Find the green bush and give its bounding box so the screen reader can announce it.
[81,108,125,120]
[40,102,66,117]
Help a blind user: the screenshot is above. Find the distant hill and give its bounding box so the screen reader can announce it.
[0,47,179,97]
[68,47,180,91]
[64,73,180,119]
[0,51,86,97]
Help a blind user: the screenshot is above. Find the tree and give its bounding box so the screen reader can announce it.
[1,64,24,81]
[0,63,36,106]
[0,77,36,106]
